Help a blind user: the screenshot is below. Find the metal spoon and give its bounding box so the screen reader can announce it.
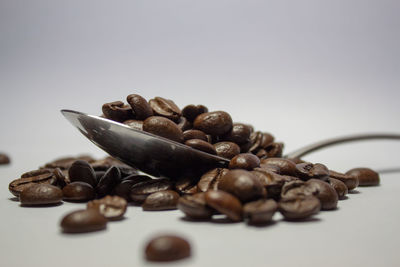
[61,109,400,178]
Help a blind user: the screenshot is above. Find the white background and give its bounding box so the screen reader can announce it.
[1,1,400,266]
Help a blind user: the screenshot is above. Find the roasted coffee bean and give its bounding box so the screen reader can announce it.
[295,162,330,182]
[177,193,214,220]
[346,168,380,186]
[280,180,318,199]
[239,140,253,153]
[142,190,180,211]
[52,168,69,188]
[0,153,10,164]
[145,235,191,262]
[60,209,107,233]
[222,123,252,145]
[96,166,121,197]
[130,179,173,203]
[243,199,277,224]
[255,148,268,159]
[149,97,182,122]
[113,175,152,200]
[213,142,240,159]
[258,163,281,173]
[251,168,287,199]
[193,111,233,136]
[174,176,198,195]
[278,195,321,220]
[126,94,153,120]
[177,116,192,132]
[265,142,284,157]
[182,104,208,122]
[249,131,274,153]
[306,179,338,210]
[143,116,184,143]
[329,170,359,190]
[123,119,144,131]
[197,168,228,192]
[9,169,57,197]
[95,171,106,183]
[183,129,208,142]
[43,155,95,170]
[229,153,260,170]
[102,101,134,122]
[185,139,217,155]
[87,195,127,220]
[20,184,63,206]
[68,160,97,187]
[90,156,133,172]
[329,178,348,199]
[260,158,296,176]
[218,169,265,202]
[205,190,243,222]
[62,182,95,202]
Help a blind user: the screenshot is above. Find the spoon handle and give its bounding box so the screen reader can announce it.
[285,133,400,159]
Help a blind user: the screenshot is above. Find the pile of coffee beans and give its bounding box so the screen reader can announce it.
[8,94,381,262]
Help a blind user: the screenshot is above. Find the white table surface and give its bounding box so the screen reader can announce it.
[1,1,399,266]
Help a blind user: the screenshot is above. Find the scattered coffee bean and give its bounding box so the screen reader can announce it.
[149,97,182,122]
[87,195,127,220]
[19,184,63,206]
[329,170,359,190]
[243,199,277,225]
[143,116,184,143]
[60,209,107,233]
[177,193,214,220]
[213,142,240,159]
[182,104,208,122]
[126,94,153,120]
[142,190,180,211]
[205,190,243,222]
[278,195,321,220]
[346,168,380,186]
[9,169,57,197]
[329,178,348,199]
[0,153,10,165]
[193,111,233,136]
[145,235,191,262]
[229,153,260,170]
[68,160,97,187]
[185,139,217,155]
[62,182,95,202]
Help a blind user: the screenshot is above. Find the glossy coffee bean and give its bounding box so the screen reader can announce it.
[229,153,260,170]
[193,111,233,136]
[102,101,133,122]
[62,182,95,202]
[329,178,348,199]
[185,139,217,155]
[265,142,284,158]
[68,160,97,187]
[197,168,228,192]
[9,169,57,197]
[60,209,107,233]
[183,129,208,142]
[222,123,252,144]
[143,116,184,143]
[329,170,359,190]
[126,94,153,120]
[19,184,63,206]
[295,162,330,182]
[205,190,243,222]
[149,97,182,122]
[182,104,208,122]
[278,195,321,220]
[243,199,277,225]
[0,153,10,164]
[177,193,214,220]
[96,166,121,197]
[130,179,173,203]
[261,158,296,176]
[145,235,191,262]
[123,119,144,131]
[218,169,265,202]
[249,131,274,152]
[213,142,240,159]
[174,176,198,195]
[346,168,380,186]
[177,116,192,132]
[280,180,318,199]
[306,179,338,210]
[87,195,127,220]
[142,190,180,211]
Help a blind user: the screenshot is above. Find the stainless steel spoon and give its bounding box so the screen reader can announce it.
[61,109,400,178]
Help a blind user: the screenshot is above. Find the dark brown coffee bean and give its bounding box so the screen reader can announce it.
[9,169,57,197]
[52,168,68,188]
[60,209,107,233]
[19,184,63,206]
[295,162,330,181]
[222,123,252,144]
[113,174,152,200]
[346,168,380,186]
[102,101,134,122]
[145,235,191,262]
[306,179,338,210]
[197,168,228,192]
[142,190,180,211]
[62,182,95,202]
[94,171,106,183]
[177,193,214,220]
[329,178,348,199]
[182,104,208,122]
[96,166,121,197]
[183,129,208,142]
[280,180,318,199]
[68,160,97,187]
[143,116,184,143]
[149,97,182,122]
[0,153,10,164]
[243,199,277,224]
[130,179,173,203]
[123,119,143,131]
[174,176,198,195]
[177,116,192,132]
[260,158,296,176]
[185,139,217,155]
[44,155,95,170]
[213,142,240,159]
[205,190,243,222]
[90,156,132,172]
[239,140,253,153]
[87,195,127,220]
[193,111,233,136]
[265,142,284,157]
[258,163,281,173]
[278,195,321,220]
[229,153,260,170]
[218,169,265,202]
[251,168,290,199]
[126,94,153,120]
[329,170,359,190]
[249,131,274,153]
